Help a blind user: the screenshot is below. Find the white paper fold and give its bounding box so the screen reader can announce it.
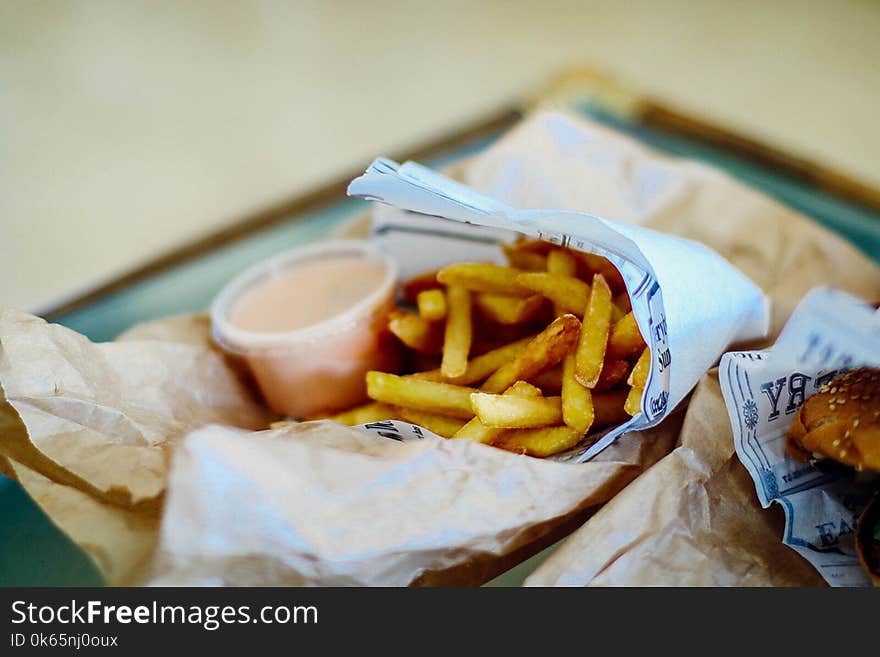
[719,287,880,586]
[348,146,769,460]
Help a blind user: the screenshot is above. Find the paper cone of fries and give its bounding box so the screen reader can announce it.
[348,149,769,460]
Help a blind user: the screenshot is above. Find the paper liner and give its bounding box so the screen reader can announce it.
[348,112,769,460]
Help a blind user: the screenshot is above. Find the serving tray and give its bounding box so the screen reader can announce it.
[3,69,878,587]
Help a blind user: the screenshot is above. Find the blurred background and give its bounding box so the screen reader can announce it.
[3,0,879,313]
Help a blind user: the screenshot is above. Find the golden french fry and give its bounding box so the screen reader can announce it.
[470,393,562,428]
[437,263,531,296]
[395,407,467,438]
[575,273,613,388]
[417,288,447,322]
[606,312,646,360]
[593,389,631,427]
[402,270,440,303]
[324,402,397,425]
[388,310,443,354]
[481,314,581,393]
[474,293,545,325]
[502,243,547,271]
[574,252,625,293]
[529,366,562,394]
[516,272,590,316]
[610,302,625,323]
[628,347,652,388]
[411,336,534,385]
[366,371,477,419]
[452,380,542,443]
[624,385,644,416]
[561,354,594,435]
[546,249,577,276]
[594,359,630,391]
[613,291,632,314]
[493,425,582,458]
[441,286,472,378]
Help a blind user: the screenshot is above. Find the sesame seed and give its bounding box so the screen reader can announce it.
[830,404,836,411]
[832,439,841,447]
[830,387,838,393]
[840,450,848,458]
[853,418,860,427]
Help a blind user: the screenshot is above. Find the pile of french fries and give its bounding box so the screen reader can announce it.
[318,239,650,458]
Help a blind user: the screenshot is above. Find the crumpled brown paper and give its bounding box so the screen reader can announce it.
[0,309,273,584]
[148,418,676,586]
[498,112,880,586]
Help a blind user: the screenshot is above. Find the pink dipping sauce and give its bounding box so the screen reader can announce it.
[211,241,399,419]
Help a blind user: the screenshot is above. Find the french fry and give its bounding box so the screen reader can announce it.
[546,249,578,316]
[502,243,546,271]
[366,371,477,419]
[410,336,534,385]
[452,380,541,443]
[510,238,555,255]
[624,385,644,416]
[561,354,594,435]
[628,347,651,388]
[470,393,562,428]
[474,293,545,325]
[322,402,397,425]
[516,272,591,316]
[594,359,630,391]
[610,302,625,324]
[402,270,440,303]
[593,389,631,427]
[493,425,582,458]
[606,311,646,360]
[529,366,562,394]
[388,310,443,354]
[613,291,631,314]
[481,314,581,393]
[546,249,577,276]
[417,288,447,321]
[437,263,531,297]
[395,408,467,438]
[574,252,626,293]
[441,286,472,378]
[574,273,613,388]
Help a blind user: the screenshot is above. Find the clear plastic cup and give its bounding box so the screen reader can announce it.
[210,240,399,418]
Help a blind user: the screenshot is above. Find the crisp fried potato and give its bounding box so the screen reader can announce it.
[452,380,542,443]
[481,314,581,393]
[502,243,547,271]
[388,310,443,354]
[613,291,631,314]
[474,293,545,325]
[593,389,631,427]
[624,385,644,416]
[409,336,533,385]
[594,359,630,391]
[529,366,562,394]
[574,273,613,388]
[610,302,625,323]
[470,393,562,428]
[628,347,651,388]
[493,425,582,457]
[322,402,397,425]
[417,288,447,321]
[402,270,440,303]
[606,311,646,360]
[561,354,594,435]
[546,249,577,276]
[437,263,531,296]
[366,371,477,419]
[574,252,626,293]
[510,238,555,255]
[441,286,472,378]
[516,272,591,317]
[395,408,467,438]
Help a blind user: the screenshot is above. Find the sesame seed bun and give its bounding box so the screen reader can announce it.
[785,367,880,473]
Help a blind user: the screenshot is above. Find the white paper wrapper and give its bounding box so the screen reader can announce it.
[147,420,663,586]
[719,287,880,587]
[348,122,769,460]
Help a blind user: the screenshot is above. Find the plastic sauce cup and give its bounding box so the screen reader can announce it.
[211,240,399,418]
